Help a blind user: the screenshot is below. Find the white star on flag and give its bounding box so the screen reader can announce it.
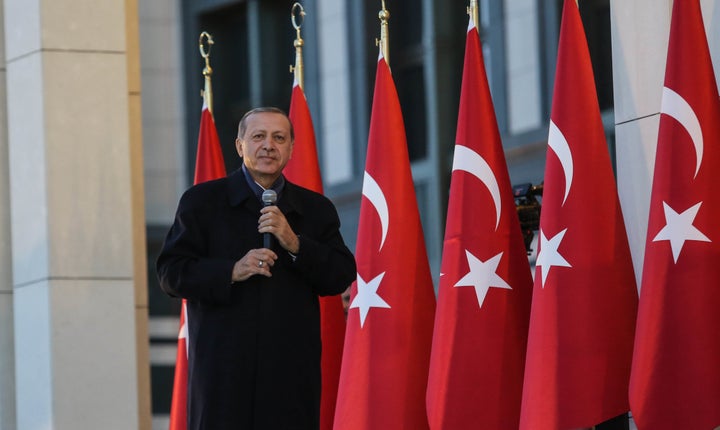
[536,228,572,287]
[653,201,710,263]
[454,250,511,308]
[179,302,189,356]
[349,272,390,328]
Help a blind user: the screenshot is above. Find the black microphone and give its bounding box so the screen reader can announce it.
[261,189,277,249]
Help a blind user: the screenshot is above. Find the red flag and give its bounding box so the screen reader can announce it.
[426,19,532,430]
[334,53,436,430]
[519,1,637,428]
[169,101,226,430]
[192,103,226,184]
[629,0,720,428]
[285,81,346,430]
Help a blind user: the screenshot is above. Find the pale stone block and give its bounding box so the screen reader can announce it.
[42,0,125,52]
[610,0,671,124]
[13,281,52,430]
[42,50,133,279]
[49,279,138,429]
[616,115,660,289]
[6,52,50,286]
[3,0,41,60]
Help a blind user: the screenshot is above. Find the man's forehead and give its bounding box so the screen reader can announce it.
[246,112,290,131]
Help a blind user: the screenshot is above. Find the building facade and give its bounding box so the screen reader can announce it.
[0,0,718,429]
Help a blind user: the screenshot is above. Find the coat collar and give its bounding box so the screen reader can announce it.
[226,168,303,217]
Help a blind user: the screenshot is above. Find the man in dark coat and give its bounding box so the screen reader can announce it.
[157,107,357,430]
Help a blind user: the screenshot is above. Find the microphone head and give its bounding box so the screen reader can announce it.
[262,189,278,206]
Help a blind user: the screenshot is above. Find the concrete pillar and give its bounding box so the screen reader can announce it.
[5,0,141,428]
[0,1,16,428]
[125,0,152,428]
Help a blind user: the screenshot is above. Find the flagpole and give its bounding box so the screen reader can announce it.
[468,0,479,30]
[290,3,305,90]
[376,0,390,67]
[199,31,215,114]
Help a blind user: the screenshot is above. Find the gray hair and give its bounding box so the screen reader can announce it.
[237,107,294,141]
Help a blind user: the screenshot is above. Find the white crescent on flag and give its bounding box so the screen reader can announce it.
[362,171,389,252]
[548,120,574,206]
[661,86,704,178]
[452,145,502,230]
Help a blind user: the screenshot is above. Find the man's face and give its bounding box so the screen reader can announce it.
[236,112,294,185]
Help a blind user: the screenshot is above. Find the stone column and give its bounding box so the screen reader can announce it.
[126,0,152,428]
[5,0,140,428]
[0,1,16,427]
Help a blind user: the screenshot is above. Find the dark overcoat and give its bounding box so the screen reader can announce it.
[157,169,356,430]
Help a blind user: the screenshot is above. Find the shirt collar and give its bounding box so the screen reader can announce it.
[241,164,285,202]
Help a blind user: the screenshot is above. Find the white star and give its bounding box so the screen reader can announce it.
[653,201,710,263]
[454,250,511,308]
[536,228,572,287]
[179,302,189,358]
[349,272,390,328]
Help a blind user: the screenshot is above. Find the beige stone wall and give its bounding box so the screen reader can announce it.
[4,0,149,428]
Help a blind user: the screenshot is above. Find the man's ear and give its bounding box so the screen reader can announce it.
[235,137,243,157]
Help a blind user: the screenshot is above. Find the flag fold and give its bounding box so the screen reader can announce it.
[629,1,720,428]
[334,53,436,430]
[426,19,533,430]
[520,1,638,428]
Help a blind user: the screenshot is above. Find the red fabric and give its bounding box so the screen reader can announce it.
[519,1,637,428]
[193,105,226,184]
[426,21,532,430]
[286,83,346,430]
[334,55,436,430]
[629,1,720,428]
[169,104,226,430]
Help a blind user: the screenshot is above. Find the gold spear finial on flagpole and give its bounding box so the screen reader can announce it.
[199,31,215,114]
[467,0,479,31]
[375,0,390,67]
[289,2,306,90]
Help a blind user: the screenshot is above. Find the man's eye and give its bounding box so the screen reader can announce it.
[274,135,286,143]
[252,134,264,141]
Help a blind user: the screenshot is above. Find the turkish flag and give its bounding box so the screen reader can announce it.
[333,53,436,430]
[426,19,532,430]
[192,103,226,185]
[629,0,720,428]
[169,101,226,430]
[519,1,637,428]
[285,81,346,430]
